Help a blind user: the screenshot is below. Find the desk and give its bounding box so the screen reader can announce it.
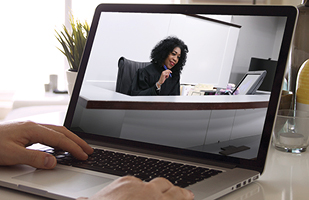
[2,108,309,200]
[72,85,269,158]
[79,84,269,110]
[219,146,309,200]
[12,90,70,110]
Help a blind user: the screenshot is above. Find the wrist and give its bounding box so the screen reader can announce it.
[156,82,161,90]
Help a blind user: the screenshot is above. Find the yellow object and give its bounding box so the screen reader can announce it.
[297,59,309,105]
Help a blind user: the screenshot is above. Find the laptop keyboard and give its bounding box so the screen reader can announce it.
[45,148,223,188]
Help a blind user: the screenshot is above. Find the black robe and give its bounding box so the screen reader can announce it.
[130,63,180,96]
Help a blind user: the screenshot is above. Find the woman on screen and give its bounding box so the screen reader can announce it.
[131,36,188,96]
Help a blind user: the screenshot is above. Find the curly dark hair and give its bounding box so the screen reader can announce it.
[150,36,188,75]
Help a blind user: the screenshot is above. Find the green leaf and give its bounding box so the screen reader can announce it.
[55,14,90,71]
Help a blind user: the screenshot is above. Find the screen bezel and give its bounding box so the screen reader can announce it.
[64,4,297,173]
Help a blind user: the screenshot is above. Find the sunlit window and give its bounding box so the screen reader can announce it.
[0,1,65,92]
[71,0,181,24]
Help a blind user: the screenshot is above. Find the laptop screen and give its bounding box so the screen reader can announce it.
[65,4,296,171]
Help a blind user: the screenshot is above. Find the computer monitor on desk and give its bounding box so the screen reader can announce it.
[232,70,267,95]
[184,70,267,96]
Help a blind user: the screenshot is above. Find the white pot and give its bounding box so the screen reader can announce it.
[66,71,78,96]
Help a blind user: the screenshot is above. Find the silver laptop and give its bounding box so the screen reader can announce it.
[0,4,297,200]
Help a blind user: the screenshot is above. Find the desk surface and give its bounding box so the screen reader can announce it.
[2,108,309,200]
[12,90,69,110]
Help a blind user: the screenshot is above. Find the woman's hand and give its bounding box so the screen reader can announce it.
[158,69,172,86]
[78,176,194,200]
[0,121,93,169]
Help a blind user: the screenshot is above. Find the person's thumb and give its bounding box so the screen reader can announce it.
[20,149,57,169]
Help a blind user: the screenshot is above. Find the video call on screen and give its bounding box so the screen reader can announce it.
[71,11,287,160]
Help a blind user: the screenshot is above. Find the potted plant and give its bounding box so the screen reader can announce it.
[55,16,89,95]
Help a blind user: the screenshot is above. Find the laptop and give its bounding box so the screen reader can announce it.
[0,4,297,200]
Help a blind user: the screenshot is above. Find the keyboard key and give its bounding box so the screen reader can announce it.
[46,148,223,187]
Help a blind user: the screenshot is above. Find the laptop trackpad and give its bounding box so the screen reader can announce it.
[13,168,113,192]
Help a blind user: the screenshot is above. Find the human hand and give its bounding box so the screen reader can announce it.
[158,69,172,85]
[77,176,194,200]
[0,121,93,169]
